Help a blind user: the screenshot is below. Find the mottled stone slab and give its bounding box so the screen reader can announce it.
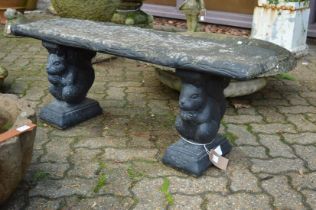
[12,18,296,80]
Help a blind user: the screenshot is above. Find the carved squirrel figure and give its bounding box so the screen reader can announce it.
[45,44,96,104]
[175,70,228,144]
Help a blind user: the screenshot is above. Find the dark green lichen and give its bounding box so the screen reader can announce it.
[52,0,120,21]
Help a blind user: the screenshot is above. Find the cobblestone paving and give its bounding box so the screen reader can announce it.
[1,17,316,210]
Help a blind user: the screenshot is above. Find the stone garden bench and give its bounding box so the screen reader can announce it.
[12,18,296,176]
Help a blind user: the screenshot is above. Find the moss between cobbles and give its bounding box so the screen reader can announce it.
[276,73,296,81]
[33,170,50,182]
[246,124,253,133]
[224,132,238,145]
[93,162,108,193]
[93,173,108,193]
[127,165,144,181]
[161,178,174,206]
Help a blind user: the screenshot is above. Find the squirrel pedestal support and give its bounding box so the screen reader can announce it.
[40,42,102,129]
[163,69,232,176]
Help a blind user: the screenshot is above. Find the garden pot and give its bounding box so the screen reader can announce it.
[251,0,310,56]
[112,0,153,27]
[0,0,26,24]
[25,0,38,10]
[118,0,143,10]
[0,66,8,90]
[51,0,120,22]
[0,94,36,204]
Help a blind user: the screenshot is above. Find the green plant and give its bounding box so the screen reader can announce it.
[161,178,174,206]
[224,132,238,145]
[33,171,50,182]
[93,173,107,193]
[127,165,144,181]
[275,73,296,81]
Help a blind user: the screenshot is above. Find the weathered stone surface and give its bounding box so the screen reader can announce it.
[290,172,316,190]
[68,148,102,178]
[287,114,316,132]
[170,195,203,210]
[132,178,166,210]
[29,178,95,198]
[252,98,289,106]
[12,19,296,80]
[75,136,127,148]
[258,134,295,158]
[52,0,120,22]
[283,132,316,145]
[40,137,73,163]
[30,162,69,179]
[128,131,156,148]
[101,148,158,162]
[262,176,306,210]
[0,94,36,204]
[65,196,134,210]
[251,123,296,134]
[301,190,316,209]
[278,106,316,114]
[227,124,259,146]
[132,161,187,177]
[205,193,271,210]
[238,145,268,159]
[229,168,261,192]
[257,106,286,123]
[169,176,228,194]
[293,145,316,170]
[224,115,263,124]
[26,198,63,210]
[95,163,132,197]
[251,158,305,174]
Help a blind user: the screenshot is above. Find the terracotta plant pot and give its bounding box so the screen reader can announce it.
[52,0,120,22]
[0,0,27,24]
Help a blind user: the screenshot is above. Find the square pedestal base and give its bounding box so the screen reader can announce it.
[162,135,232,176]
[40,98,102,129]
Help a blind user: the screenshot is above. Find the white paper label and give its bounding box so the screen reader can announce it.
[212,155,219,163]
[16,125,31,132]
[214,146,223,156]
[200,16,205,21]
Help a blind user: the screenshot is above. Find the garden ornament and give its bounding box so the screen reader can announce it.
[4,8,27,36]
[179,0,206,32]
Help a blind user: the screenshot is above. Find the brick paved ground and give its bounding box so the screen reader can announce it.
[1,14,316,210]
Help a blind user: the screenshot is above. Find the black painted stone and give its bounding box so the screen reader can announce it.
[162,69,230,175]
[43,42,96,104]
[40,99,102,129]
[11,18,296,80]
[162,135,232,176]
[175,69,228,144]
